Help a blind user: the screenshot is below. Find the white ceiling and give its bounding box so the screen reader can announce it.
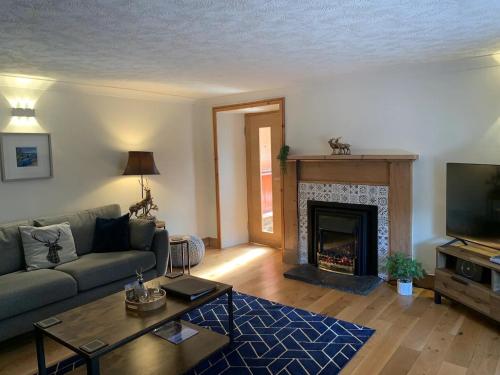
[1,1,500,99]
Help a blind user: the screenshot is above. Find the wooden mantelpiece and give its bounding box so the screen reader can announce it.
[282,154,418,264]
[287,154,418,161]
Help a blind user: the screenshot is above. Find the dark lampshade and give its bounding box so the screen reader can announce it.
[122,151,160,176]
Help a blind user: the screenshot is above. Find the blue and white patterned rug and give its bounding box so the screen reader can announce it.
[46,292,374,375]
[185,292,374,374]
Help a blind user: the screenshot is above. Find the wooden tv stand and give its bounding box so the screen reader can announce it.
[435,243,500,322]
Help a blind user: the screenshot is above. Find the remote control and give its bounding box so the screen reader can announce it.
[80,339,108,354]
[36,317,61,329]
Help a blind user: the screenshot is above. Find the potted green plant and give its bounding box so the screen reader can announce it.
[277,145,290,174]
[386,252,426,295]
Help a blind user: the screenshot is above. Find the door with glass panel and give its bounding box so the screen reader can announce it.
[245,111,282,248]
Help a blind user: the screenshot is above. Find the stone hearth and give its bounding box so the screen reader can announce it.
[284,264,383,295]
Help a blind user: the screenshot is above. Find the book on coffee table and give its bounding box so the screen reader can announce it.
[161,278,216,301]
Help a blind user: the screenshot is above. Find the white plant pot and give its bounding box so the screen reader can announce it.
[397,280,413,296]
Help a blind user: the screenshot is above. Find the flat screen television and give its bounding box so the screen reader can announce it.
[447,163,500,249]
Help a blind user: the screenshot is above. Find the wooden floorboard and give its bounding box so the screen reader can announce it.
[379,346,421,375]
[0,244,499,375]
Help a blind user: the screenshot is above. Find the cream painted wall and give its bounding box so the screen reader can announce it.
[5,60,498,272]
[0,84,197,236]
[193,63,500,272]
[216,113,248,248]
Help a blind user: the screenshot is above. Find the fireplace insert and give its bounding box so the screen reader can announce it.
[308,201,378,276]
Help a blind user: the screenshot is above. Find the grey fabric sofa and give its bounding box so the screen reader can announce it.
[0,204,168,342]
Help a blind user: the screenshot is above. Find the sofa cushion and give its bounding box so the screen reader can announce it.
[87,204,122,223]
[0,269,77,320]
[0,220,28,275]
[34,204,121,256]
[92,214,130,252]
[129,219,156,251]
[55,251,156,291]
[20,223,78,271]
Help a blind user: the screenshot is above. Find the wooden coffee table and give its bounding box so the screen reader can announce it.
[34,275,233,375]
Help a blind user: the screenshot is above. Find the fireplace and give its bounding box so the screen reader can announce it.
[283,155,416,294]
[308,201,378,276]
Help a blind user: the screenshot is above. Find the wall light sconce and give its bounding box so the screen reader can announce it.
[9,103,37,126]
[11,107,36,117]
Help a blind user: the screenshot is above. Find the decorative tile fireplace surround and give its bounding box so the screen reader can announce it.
[282,154,418,284]
[299,182,389,278]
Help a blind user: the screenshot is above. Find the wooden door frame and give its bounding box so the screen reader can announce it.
[212,97,285,250]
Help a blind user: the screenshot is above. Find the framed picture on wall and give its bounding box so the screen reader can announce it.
[0,133,53,181]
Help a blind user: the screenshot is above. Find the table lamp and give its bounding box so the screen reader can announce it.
[123,151,160,219]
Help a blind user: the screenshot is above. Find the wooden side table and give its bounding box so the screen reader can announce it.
[165,238,191,279]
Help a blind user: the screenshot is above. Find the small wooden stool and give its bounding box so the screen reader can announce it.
[165,238,190,279]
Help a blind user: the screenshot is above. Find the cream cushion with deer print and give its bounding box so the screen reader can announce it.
[19,222,78,271]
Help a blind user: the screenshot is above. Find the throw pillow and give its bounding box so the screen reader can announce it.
[129,219,156,251]
[19,222,78,271]
[92,213,130,252]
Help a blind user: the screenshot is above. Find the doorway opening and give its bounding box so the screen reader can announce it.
[212,98,285,250]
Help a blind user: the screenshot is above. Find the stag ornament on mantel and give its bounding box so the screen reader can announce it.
[328,137,351,155]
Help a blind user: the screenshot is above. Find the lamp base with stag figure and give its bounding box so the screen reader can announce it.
[129,178,159,221]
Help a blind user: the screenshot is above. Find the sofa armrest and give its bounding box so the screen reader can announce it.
[151,228,169,276]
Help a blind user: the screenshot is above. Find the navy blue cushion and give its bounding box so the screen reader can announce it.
[92,214,130,252]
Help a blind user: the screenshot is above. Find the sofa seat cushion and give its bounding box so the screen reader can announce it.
[55,251,156,292]
[0,269,77,320]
